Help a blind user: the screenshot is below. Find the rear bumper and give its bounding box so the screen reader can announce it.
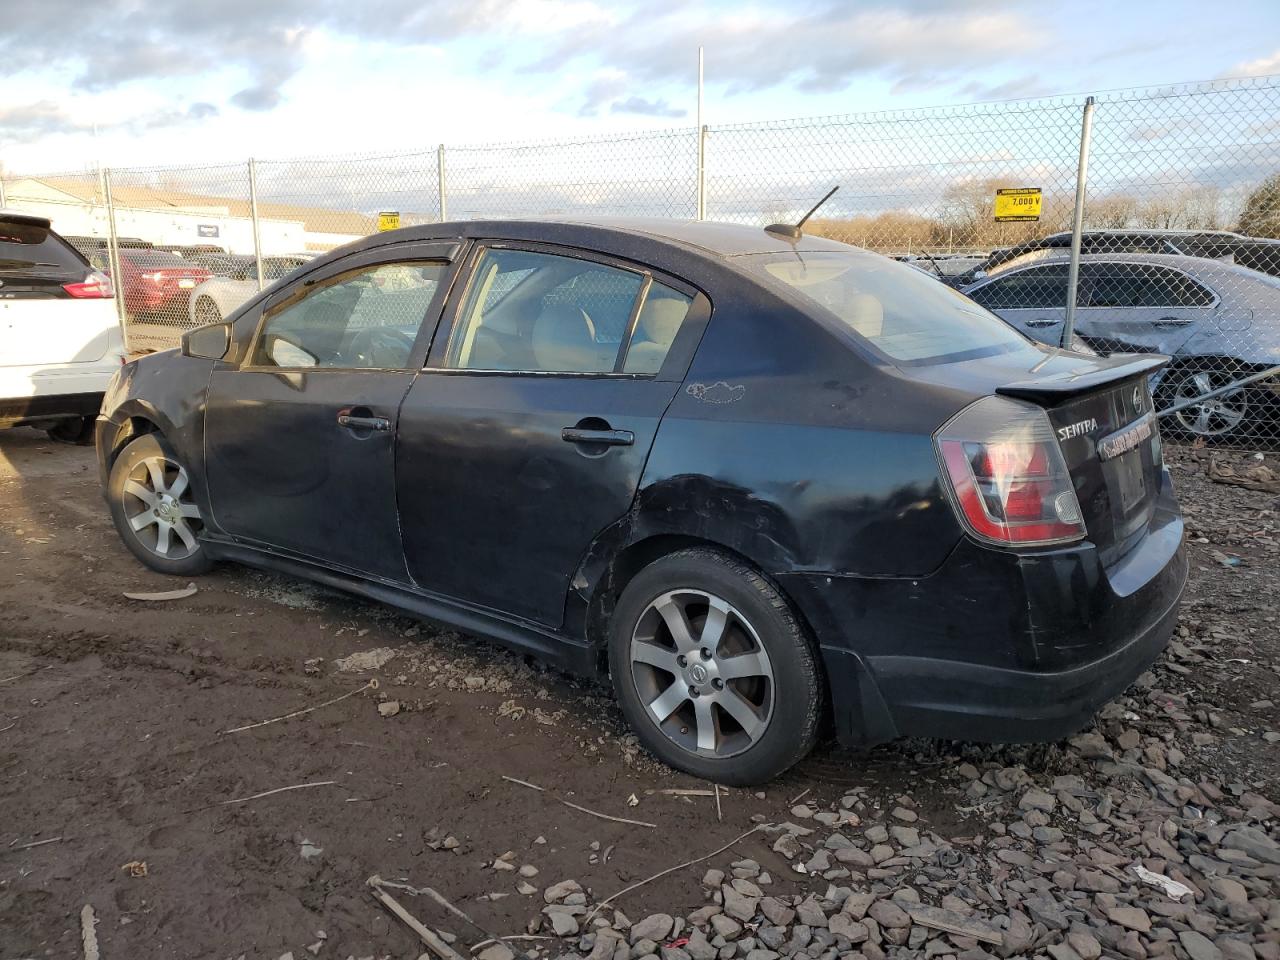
[779,468,1187,747]
[1,392,104,428]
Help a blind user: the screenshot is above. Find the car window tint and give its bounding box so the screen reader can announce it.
[0,220,86,273]
[448,248,644,373]
[1081,263,1214,308]
[749,251,1034,364]
[253,261,445,369]
[969,265,1069,310]
[622,281,692,374]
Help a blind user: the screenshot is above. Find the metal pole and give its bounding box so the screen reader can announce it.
[437,145,448,222]
[1062,96,1095,349]
[103,170,127,334]
[0,177,7,209]
[247,158,265,292]
[696,46,706,221]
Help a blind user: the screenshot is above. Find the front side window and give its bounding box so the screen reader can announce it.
[969,265,1069,311]
[744,250,1035,364]
[447,248,690,374]
[252,261,444,369]
[1081,263,1214,308]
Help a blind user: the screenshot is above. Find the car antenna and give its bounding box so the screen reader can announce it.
[765,186,839,240]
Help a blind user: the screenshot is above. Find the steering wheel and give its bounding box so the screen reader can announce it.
[345,327,417,368]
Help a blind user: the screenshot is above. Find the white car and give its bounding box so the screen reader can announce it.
[186,254,313,326]
[0,211,125,442]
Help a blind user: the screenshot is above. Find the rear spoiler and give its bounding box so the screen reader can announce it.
[997,353,1169,404]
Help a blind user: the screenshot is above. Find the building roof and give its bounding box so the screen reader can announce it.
[11,176,377,236]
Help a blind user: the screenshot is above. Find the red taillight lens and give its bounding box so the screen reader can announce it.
[63,271,115,299]
[936,397,1085,547]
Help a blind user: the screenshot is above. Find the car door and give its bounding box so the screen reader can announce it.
[965,263,1070,346]
[395,242,706,627]
[203,241,460,581]
[1073,262,1217,355]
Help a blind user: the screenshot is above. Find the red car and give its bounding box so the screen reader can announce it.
[106,250,211,323]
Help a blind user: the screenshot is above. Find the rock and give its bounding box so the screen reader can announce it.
[630,915,674,944]
[842,893,875,921]
[630,939,657,958]
[1106,906,1152,933]
[865,824,890,844]
[868,900,909,930]
[1047,945,1082,960]
[1070,732,1113,759]
[550,912,579,937]
[1209,876,1249,905]
[795,896,828,928]
[709,914,742,939]
[828,913,867,943]
[335,647,398,671]
[1178,931,1224,960]
[516,881,537,896]
[722,886,758,922]
[902,905,1001,945]
[891,807,918,823]
[1018,789,1055,813]
[772,834,802,859]
[544,880,582,903]
[660,948,689,960]
[478,947,515,960]
[702,869,725,889]
[1221,827,1280,865]
[890,825,920,847]
[685,932,717,960]
[1067,931,1102,960]
[758,898,794,927]
[378,700,401,717]
[519,864,539,878]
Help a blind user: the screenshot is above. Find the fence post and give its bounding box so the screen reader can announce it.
[1063,96,1096,349]
[102,169,128,337]
[0,177,7,208]
[697,126,708,221]
[437,145,448,222]
[248,157,265,292]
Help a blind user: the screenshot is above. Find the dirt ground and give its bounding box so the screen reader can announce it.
[0,429,1276,960]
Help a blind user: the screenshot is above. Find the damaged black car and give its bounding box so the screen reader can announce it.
[97,219,1188,784]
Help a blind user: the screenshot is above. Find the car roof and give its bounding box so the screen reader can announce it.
[0,208,52,228]
[368,217,856,260]
[986,249,1240,276]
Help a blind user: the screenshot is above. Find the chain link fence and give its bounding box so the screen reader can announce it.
[4,75,1279,444]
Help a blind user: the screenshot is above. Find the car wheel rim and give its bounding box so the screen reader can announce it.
[195,300,219,324]
[629,589,774,760]
[122,454,203,560]
[1172,370,1247,436]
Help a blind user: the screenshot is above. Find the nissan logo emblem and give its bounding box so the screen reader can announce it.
[1132,384,1144,411]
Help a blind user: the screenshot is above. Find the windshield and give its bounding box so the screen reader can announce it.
[743,249,1038,364]
[0,219,87,273]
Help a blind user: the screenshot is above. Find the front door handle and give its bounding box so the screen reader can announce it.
[1024,317,1059,328]
[1153,316,1194,328]
[337,413,391,432]
[561,427,634,446]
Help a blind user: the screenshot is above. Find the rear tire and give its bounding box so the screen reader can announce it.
[46,416,95,445]
[107,433,213,576]
[607,547,823,785]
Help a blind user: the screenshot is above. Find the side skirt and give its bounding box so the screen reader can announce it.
[203,538,600,678]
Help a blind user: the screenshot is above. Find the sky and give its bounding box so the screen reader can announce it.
[1,0,1279,176]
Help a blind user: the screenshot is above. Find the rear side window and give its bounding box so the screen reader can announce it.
[0,219,87,273]
[746,250,1034,364]
[1081,263,1214,308]
[447,248,690,375]
[969,265,1069,310]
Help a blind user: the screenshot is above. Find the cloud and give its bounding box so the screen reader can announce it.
[1227,48,1280,78]
[610,96,686,118]
[0,100,92,143]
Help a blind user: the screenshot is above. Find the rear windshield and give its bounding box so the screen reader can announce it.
[0,219,87,273]
[743,250,1037,364]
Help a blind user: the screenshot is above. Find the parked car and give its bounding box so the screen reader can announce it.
[186,254,313,326]
[81,247,212,326]
[96,219,1186,783]
[962,250,1280,440]
[954,229,1280,287]
[0,210,125,442]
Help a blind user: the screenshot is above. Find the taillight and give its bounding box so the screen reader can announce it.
[936,396,1085,547]
[63,271,115,299]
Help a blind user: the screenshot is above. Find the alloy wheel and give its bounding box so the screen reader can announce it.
[628,589,775,759]
[121,454,203,560]
[1172,369,1248,437]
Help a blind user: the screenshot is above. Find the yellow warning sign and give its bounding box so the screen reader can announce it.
[993,188,1042,222]
[377,211,401,232]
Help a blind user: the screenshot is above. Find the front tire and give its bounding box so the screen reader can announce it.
[107,433,213,576]
[607,548,823,785]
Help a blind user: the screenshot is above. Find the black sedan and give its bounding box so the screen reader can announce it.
[96,219,1188,784]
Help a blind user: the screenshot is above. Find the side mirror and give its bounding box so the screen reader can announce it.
[972,269,987,281]
[266,335,318,368]
[182,321,231,360]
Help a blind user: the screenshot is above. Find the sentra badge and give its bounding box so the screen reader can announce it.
[1057,418,1098,441]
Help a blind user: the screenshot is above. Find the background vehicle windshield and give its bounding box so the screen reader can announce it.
[745,250,1038,364]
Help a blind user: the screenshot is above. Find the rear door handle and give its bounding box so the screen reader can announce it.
[561,427,634,446]
[1153,316,1194,328]
[337,413,391,431]
[1024,317,1060,328]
